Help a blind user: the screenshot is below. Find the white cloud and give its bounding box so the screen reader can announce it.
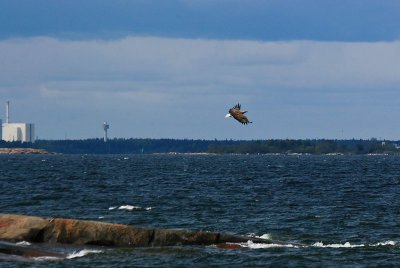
[1,37,399,94]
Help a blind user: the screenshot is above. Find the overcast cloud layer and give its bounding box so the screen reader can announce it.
[1,37,400,140]
[1,0,400,42]
[1,1,400,140]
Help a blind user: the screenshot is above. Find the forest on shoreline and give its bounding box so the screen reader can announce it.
[1,138,400,155]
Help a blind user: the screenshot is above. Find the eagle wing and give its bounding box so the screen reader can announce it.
[229,103,251,125]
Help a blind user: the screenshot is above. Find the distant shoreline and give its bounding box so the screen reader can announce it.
[0,148,52,155]
[153,152,215,155]
[1,138,399,155]
[0,149,395,156]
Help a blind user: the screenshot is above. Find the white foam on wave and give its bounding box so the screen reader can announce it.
[232,239,399,250]
[258,234,272,240]
[313,240,399,248]
[237,240,300,249]
[312,242,364,248]
[66,249,103,259]
[371,240,398,246]
[119,205,142,210]
[109,205,154,211]
[33,256,63,261]
[16,241,31,246]
[32,249,103,261]
[247,233,272,240]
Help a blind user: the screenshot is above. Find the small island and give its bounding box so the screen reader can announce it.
[0,148,52,155]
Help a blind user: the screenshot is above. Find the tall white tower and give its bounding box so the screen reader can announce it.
[6,101,10,123]
[103,121,109,142]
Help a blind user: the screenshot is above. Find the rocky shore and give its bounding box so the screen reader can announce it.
[0,214,272,249]
[0,148,52,155]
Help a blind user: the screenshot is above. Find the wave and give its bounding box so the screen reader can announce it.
[233,240,399,249]
[255,233,272,240]
[32,249,102,261]
[313,240,399,248]
[312,242,364,248]
[16,241,31,246]
[66,249,103,259]
[33,256,63,261]
[372,240,397,246]
[109,205,154,211]
[236,240,300,249]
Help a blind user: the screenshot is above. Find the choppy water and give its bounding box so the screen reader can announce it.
[1,154,400,267]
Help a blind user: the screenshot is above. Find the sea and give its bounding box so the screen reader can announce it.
[0,154,399,267]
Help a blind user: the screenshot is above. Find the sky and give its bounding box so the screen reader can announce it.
[1,0,400,140]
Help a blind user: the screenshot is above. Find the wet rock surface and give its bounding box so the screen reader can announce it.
[0,214,269,248]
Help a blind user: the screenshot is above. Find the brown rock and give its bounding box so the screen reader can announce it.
[0,214,49,242]
[151,229,219,246]
[42,218,154,246]
[0,214,272,248]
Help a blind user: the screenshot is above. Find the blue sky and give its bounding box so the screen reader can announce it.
[1,0,400,140]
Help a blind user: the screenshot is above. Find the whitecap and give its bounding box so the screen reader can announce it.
[258,234,272,240]
[16,241,31,246]
[370,240,398,247]
[66,249,103,259]
[33,256,63,261]
[247,233,271,240]
[312,240,399,248]
[109,205,154,211]
[237,240,300,249]
[226,238,399,250]
[312,242,364,248]
[118,205,142,210]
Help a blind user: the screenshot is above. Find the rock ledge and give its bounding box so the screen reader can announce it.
[0,214,270,247]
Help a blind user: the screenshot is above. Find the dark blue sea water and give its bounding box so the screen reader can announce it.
[1,154,400,267]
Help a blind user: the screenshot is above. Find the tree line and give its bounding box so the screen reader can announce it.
[1,138,399,155]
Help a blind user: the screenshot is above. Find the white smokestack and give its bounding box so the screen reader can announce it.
[6,101,9,123]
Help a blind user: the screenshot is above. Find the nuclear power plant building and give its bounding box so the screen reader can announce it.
[1,102,35,143]
[2,123,35,143]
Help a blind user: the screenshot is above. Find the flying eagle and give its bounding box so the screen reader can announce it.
[225,103,252,125]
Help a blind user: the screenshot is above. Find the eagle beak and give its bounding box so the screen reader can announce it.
[225,113,231,118]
